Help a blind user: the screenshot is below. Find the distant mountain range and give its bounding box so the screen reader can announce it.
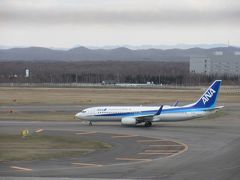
[87,44,230,50]
[0,44,232,50]
[0,46,239,62]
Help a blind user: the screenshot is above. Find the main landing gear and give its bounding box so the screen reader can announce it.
[89,121,93,126]
[144,121,152,127]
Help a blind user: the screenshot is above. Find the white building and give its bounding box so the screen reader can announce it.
[190,51,240,76]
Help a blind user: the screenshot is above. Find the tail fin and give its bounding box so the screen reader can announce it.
[190,80,222,109]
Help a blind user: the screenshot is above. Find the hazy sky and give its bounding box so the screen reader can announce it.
[1,0,240,48]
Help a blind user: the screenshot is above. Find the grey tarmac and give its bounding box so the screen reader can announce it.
[0,103,240,180]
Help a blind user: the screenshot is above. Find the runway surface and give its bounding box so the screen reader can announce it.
[0,103,240,179]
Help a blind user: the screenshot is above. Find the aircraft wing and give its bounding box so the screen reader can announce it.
[134,105,163,122]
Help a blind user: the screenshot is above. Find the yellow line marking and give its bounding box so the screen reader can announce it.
[166,141,188,158]
[75,132,96,135]
[35,129,44,133]
[72,162,102,167]
[10,166,32,171]
[149,145,183,147]
[116,158,151,161]
[139,152,174,155]
[145,150,179,153]
[137,139,166,142]
[111,135,138,138]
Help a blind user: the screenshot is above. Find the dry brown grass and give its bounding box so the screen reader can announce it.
[0,87,239,106]
[0,134,111,161]
[0,112,74,121]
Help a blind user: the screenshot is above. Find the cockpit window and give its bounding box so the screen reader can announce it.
[82,110,86,113]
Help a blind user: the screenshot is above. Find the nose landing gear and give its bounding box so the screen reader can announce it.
[89,121,93,126]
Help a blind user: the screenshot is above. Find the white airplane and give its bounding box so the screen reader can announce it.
[75,80,223,127]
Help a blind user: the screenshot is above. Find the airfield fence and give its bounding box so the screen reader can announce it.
[0,83,240,93]
[0,83,200,89]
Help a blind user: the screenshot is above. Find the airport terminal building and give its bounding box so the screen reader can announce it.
[190,51,240,76]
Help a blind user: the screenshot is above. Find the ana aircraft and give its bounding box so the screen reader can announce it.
[75,80,223,127]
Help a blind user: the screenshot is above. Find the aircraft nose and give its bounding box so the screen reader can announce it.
[75,112,82,119]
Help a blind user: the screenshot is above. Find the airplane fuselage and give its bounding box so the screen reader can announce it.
[76,105,216,122]
[75,80,223,126]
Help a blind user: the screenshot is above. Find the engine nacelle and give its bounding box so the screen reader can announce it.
[121,117,137,125]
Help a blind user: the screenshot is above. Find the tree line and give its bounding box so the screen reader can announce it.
[0,61,239,85]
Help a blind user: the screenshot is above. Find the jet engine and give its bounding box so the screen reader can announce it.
[121,117,137,125]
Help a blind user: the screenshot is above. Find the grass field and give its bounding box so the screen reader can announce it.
[0,111,74,121]
[0,86,239,121]
[0,87,239,106]
[0,134,111,161]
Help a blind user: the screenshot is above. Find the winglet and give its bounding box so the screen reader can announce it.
[172,100,179,107]
[155,105,163,116]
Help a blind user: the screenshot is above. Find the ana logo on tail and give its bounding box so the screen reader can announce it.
[202,88,216,105]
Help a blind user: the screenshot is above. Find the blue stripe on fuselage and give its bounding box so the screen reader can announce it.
[94,106,209,117]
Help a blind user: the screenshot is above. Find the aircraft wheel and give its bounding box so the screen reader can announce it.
[144,121,152,127]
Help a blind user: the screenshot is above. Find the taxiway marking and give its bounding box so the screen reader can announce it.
[167,141,189,158]
[145,150,179,153]
[35,129,44,133]
[75,131,96,135]
[72,162,102,167]
[149,144,183,147]
[10,166,32,171]
[111,135,138,138]
[139,152,174,155]
[116,157,151,161]
[137,139,166,142]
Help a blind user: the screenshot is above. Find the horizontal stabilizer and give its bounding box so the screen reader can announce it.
[203,106,224,112]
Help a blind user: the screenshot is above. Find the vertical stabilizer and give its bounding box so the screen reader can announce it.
[190,80,222,108]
